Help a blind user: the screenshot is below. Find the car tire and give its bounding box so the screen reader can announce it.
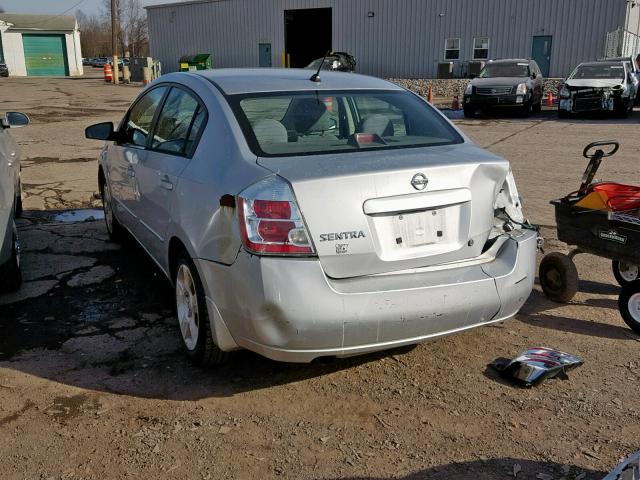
[520,100,532,117]
[539,252,579,303]
[618,280,640,334]
[174,251,228,367]
[100,175,125,243]
[612,260,639,286]
[14,181,23,218]
[615,99,630,118]
[532,100,542,113]
[0,222,22,292]
[463,106,475,118]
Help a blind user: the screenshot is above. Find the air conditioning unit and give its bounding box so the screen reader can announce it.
[468,61,485,77]
[437,62,453,79]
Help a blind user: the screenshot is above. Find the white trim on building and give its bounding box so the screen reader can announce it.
[0,14,83,77]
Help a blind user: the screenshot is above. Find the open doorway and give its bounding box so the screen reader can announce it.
[284,8,332,68]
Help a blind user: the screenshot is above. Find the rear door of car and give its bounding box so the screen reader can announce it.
[133,85,208,263]
[107,85,168,234]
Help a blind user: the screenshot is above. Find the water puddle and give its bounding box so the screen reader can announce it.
[53,209,104,223]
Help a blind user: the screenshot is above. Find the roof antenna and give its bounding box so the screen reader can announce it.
[310,50,330,83]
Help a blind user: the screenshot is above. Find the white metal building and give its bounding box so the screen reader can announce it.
[0,14,83,77]
[147,0,640,79]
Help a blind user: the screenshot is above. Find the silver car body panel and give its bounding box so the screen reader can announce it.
[258,144,510,278]
[0,127,19,265]
[98,68,536,362]
[196,229,537,362]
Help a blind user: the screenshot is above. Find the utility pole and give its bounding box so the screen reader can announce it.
[111,0,119,84]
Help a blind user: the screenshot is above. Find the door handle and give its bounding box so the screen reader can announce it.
[160,175,174,191]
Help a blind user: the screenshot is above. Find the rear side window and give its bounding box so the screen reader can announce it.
[123,87,167,147]
[151,87,206,156]
[230,90,463,157]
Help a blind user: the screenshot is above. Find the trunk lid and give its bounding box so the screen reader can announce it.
[258,144,510,278]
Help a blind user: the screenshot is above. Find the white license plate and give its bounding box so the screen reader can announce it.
[392,210,444,248]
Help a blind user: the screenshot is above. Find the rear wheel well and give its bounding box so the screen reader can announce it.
[168,237,190,282]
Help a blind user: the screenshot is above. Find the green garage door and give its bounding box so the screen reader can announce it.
[22,34,68,76]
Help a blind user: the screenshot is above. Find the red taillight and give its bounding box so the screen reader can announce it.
[253,200,291,219]
[237,177,315,255]
[257,220,296,242]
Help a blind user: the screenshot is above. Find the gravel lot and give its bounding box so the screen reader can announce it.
[1,73,639,480]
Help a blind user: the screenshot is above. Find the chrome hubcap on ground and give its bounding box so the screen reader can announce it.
[176,264,199,351]
[619,262,639,282]
[103,182,114,233]
[629,293,640,323]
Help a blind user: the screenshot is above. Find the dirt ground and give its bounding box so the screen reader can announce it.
[1,73,640,480]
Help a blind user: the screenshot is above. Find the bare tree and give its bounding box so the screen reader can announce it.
[77,9,112,57]
[101,0,148,58]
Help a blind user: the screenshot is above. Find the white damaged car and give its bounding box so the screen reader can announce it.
[558,61,637,118]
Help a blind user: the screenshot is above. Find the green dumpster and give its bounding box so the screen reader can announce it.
[179,54,213,71]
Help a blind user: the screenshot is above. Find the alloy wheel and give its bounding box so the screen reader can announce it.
[176,264,199,351]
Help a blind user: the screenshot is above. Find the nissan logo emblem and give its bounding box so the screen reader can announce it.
[411,173,428,190]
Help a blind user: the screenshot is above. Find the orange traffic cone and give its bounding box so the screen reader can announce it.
[546,91,553,107]
[427,84,433,104]
[451,95,460,110]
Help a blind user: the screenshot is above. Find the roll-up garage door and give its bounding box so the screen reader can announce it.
[22,34,68,76]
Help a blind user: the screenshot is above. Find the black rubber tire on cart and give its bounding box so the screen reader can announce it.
[618,280,640,334]
[612,260,639,287]
[539,252,579,303]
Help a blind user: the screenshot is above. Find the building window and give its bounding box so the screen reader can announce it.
[473,37,489,60]
[444,38,460,60]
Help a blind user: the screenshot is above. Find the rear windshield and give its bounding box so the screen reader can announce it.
[479,63,530,78]
[570,64,625,80]
[228,90,463,157]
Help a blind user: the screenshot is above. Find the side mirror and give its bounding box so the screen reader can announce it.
[531,72,538,79]
[85,122,116,141]
[469,73,476,79]
[2,112,29,129]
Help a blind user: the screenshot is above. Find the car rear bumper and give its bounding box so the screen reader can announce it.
[196,229,537,362]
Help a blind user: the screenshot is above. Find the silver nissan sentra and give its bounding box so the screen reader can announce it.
[85,68,537,366]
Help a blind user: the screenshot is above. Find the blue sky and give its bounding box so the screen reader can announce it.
[0,0,174,16]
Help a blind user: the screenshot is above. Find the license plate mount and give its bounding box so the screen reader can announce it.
[392,209,445,248]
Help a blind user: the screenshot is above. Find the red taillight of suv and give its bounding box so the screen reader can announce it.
[237,177,315,255]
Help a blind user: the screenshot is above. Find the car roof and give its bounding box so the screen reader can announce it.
[578,61,624,67]
[487,58,531,64]
[192,68,403,95]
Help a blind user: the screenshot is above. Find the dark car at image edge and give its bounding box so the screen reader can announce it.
[463,58,544,117]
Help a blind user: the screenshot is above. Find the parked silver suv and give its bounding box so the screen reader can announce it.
[86,69,537,366]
